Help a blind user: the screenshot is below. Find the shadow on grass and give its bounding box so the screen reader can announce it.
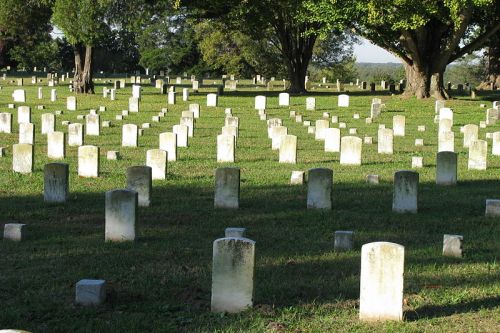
[405,296,500,321]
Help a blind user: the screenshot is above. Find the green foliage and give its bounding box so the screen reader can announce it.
[52,0,109,46]
[194,20,286,78]
[356,63,405,83]
[8,37,59,70]
[445,53,487,86]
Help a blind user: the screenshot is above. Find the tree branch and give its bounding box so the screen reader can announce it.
[449,22,500,63]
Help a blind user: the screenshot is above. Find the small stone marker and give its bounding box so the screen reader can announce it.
[129,97,139,112]
[107,151,119,160]
[105,189,137,241]
[255,95,266,110]
[338,94,349,107]
[307,168,333,209]
[334,231,353,251]
[217,134,235,163]
[306,97,316,110]
[393,115,405,137]
[0,112,12,133]
[443,234,463,258]
[75,279,106,306]
[359,242,404,321]
[146,149,167,180]
[44,163,69,203]
[18,123,34,145]
[278,92,290,106]
[366,174,379,184]
[436,151,457,185]
[340,136,362,165]
[290,171,305,185]
[127,166,152,207]
[207,93,218,107]
[12,144,33,174]
[17,106,31,124]
[41,113,55,134]
[411,156,423,168]
[211,237,255,313]
[392,170,418,213]
[3,223,26,241]
[214,167,240,209]
[78,145,99,178]
[67,96,77,110]
[68,123,84,146]
[324,128,340,152]
[438,131,454,152]
[225,227,246,237]
[485,199,500,217]
[463,124,478,148]
[86,114,100,136]
[315,119,329,140]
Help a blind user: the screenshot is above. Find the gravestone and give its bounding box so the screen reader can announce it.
[173,124,188,147]
[3,223,26,241]
[492,132,500,155]
[159,132,177,161]
[127,166,152,207]
[340,136,362,165]
[255,95,266,110]
[279,135,297,164]
[485,199,500,217]
[412,156,423,168]
[338,94,349,107]
[0,112,12,133]
[393,115,405,137]
[78,145,99,178]
[468,140,487,170]
[75,279,106,306]
[105,189,137,242]
[392,171,418,213]
[17,106,31,124]
[211,237,255,313]
[290,171,305,185]
[225,228,246,237]
[189,103,200,118]
[436,151,457,185]
[438,131,454,152]
[207,93,218,107]
[214,167,240,209]
[359,242,404,321]
[12,143,33,174]
[67,96,77,110]
[307,168,333,209]
[68,123,84,146]
[182,88,189,102]
[51,89,57,102]
[132,85,141,99]
[270,126,287,150]
[278,93,290,106]
[486,108,498,125]
[86,114,100,136]
[378,128,393,154]
[12,89,26,103]
[146,149,167,180]
[315,119,329,140]
[129,97,139,112]
[41,113,55,135]
[306,97,316,110]
[370,103,382,119]
[334,231,353,251]
[44,163,69,203]
[463,124,478,148]
[180,116,194,137]
[122,124,138,147]
[324,128,341,152]
[47,131,65,159]
[18,123,34,145]
[167,91,176,105]
[443,234,463,258]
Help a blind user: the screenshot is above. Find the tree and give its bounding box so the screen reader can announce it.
[479,34,500,89]
[306,0,500,99]
[181,0,328,94]
[52,0,109,93]
[0,0,53,68]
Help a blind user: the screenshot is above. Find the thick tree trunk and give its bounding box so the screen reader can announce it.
[73,44,94,94]
[479,35,500,90]
[403,63,448,100]
[285,55,309,94]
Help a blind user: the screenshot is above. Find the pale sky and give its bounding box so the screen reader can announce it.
[354,38,402,63]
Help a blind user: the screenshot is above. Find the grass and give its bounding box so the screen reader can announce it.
[0,77,499,332]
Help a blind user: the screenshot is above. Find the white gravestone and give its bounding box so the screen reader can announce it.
[44,162,69,203]
[159,132,177,161]
[393,115,405,137]
[360,242,404,321]
[468,140,487,170]
[17,106,31,124]
[127,166,152,207]
[338,94,349,107]
[392,170,418,213]
[86,114,100,136]
[41,113,55,135]
[217,134,235,163]
[67,96,77,110]
[463,124,478,148]
[255,95,266,110]
[340,136,362,165]
[443,234,463,258]
[307,168,333,209]
[122,124,138,147]
[78,145,99,178]
[324,128,341,152]
[47,131,65,159]
[146,149,167,180]
[378,128,393,154]
[68,123,84,146]
[173,124,188,147]
[12,143,34,174]
[278,93,290,106]
[214,167,240,209]
[279,135,297,164]
[19,123,34,145]
[207,93,218,107]
[0,112,12,133]
[436,151,457,185]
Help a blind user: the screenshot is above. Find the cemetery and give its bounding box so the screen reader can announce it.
[0,0,499,332]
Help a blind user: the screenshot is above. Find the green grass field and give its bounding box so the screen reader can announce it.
[0,77,499,332]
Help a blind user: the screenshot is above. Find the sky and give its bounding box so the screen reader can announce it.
[354,38,402,63]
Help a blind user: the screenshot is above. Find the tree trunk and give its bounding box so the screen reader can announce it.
[285,55,309,94]
[73,44,94,94]
[0,39,7,68]
[402,62,448,99]
[479,35,500,90]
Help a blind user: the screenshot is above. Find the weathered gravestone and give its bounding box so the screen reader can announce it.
[378,128,393,154]
[75,279,106,306]
[159,132,177,161]
[334,231,353,251]
[173,124,188,147]
[468,140,487,170]
[340,136,362,165]
[307,168,333,209]
[78,145,99,178]
[122,124,138,147]
[146,149,167,180]
[443,234,463,258]
[105,189,137,242]
[127,166,152,207]
[359,242,404,321]
[47,131,65,159]
[0,112,12,133]
[44,163,69,203]
[392,170,418,213]
[68,123,84,146]
[41,113,55,134]
[436,151,457,185]
[18,123,34,145]
[211,237,255,313]
[324,128,341,152]
[279,135,297,164]
[12,143,33,174]
[214,167,240,209]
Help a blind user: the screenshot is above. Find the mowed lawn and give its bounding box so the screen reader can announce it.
[0,77,499,332]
